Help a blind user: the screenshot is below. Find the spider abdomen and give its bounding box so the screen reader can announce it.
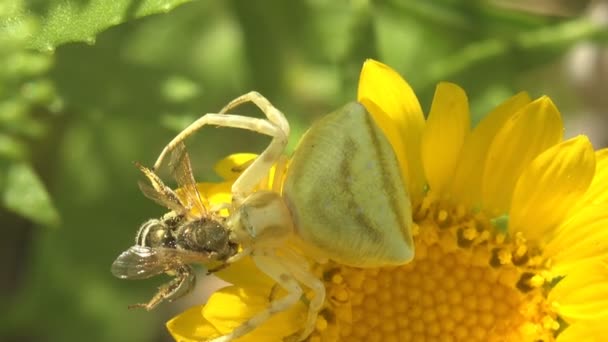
[283,102,414,267]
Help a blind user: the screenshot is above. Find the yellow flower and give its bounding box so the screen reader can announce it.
[167,60,608,341]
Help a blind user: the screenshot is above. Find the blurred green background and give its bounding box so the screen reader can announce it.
[1,0,607,341]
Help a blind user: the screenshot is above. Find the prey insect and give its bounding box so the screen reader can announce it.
[149,92,415,342]
[112,143,238,310]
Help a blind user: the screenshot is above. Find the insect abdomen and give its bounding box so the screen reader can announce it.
[283,102,414,267]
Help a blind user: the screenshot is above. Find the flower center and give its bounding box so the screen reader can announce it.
[307,196,562,342]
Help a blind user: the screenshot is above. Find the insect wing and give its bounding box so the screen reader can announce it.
[111,245,215,280]
[111,245,170,279]
[168,142,208,216]
[135,162,185,213]
[137,181,184,213]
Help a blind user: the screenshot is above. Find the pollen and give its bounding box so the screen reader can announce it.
[307,199,561,341]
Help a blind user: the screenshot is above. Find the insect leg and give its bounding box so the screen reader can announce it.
[129,265,195,311]
[209,253,303,342]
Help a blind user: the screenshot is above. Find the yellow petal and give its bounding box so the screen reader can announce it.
[557,319,607,342]
[448,92,531,207]
[192,182,215,198]
[176,182,230,217]
[192,181,229,199]
[214,153,258,181]
[203,286,306,340]
[421,82,470,196]
[481,96,564,215]
[357,59,426,199]
[195,181,233,216]
[214,256,275,289]
[166,305,222,342]
[509,136,595,241]
[549,261,608,322]
[205,182,233,204]
[580,148,608,205]
[265,156,289,192]
[545,203,608,275]
[212,153,283,191]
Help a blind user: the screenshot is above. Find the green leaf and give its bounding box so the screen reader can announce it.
[2,162,60,227]
[17,0,194,51]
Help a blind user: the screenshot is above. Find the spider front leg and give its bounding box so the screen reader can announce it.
[209,252,303,342]
[217,91,290,202]
[219,91,290,137]
[153,92,290,203]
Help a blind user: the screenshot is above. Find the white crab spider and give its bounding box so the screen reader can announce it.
[154,92,414,342]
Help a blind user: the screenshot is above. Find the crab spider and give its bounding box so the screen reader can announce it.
[154,92,415,341]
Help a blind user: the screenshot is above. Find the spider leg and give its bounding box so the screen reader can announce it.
[282,249,326,340]
[154,93,290,203]
[154,114,277,171]
[271,155,289,193]
[209,253,303,342]
[153,113,287,203]
[219,93,290,202]
[219,91,290,138]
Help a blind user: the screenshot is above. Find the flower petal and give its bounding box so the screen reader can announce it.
[212,153,285,192]
[194,181,233,216]
[166,305,222,342]
[203,286,306,340]
[557,319,607,342]
[482,96,563,215]
[580,148,608,205]
[550,261,608,322]
[448,92,531,207]
[509,136,595,241]
[214,256,275,289]
[214,153,258,181]
[545,203,608,275]
[358,59,426,199]
[205,182,233,205]
[421,82,470,196]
